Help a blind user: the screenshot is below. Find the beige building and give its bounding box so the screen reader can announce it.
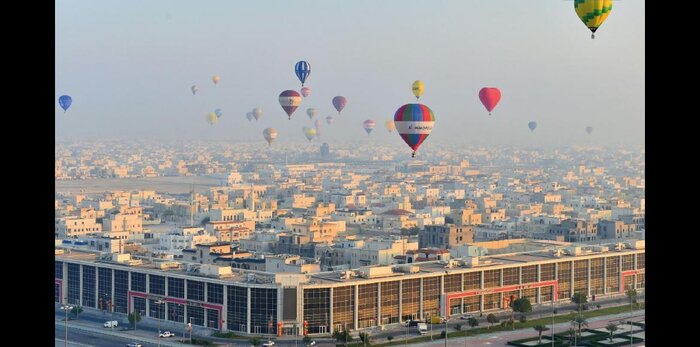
[419,224,474,249]
[265,255,320,273]
[102,212,143,233]
[55,217,102,238]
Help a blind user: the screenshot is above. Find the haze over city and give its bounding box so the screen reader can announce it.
[56,0,644,147]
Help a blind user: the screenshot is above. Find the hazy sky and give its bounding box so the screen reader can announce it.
[56,0,644,148]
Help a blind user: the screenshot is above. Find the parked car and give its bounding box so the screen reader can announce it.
[460,314,473,320]
[104,320,119,328]
[262,341,276,347]
[159,331,174,338]
[126,343,142,347]
[308,341,316,346]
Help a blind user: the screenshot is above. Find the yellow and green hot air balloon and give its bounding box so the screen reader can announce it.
[412,80,424,100]
[574,0,613,39]
[206,112,218,125]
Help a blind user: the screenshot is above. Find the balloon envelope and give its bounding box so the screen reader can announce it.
[528,121,537,132]
[295,61,311,86]
[363,120,376,135]
[394,103,435,157]
[252,107,263,121]
[303,127,317,141]
[575,0,613,39]
[279,90,302,120]
[214,109,223,118]
[58,95,72,112]
[332,96,347,114]
[191,85,198,95]
[301,87,311,98]
[586,126,594,135]
[246,112,254,122]
[412,80,424,100]
[263,128,278,146]
[314,119,321,129]
[326,116,334,125]
[306,108,319,120]
[206,112,218,125]
[384,120,396,132]
[212,75,220,85]
[479,87,501,115]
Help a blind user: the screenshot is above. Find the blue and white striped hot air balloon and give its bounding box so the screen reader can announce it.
[295,61,311,87]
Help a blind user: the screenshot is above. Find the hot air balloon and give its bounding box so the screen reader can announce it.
[246,112,254,122]
[191,85,198,95]
[394,103,435,158]
[58,95,72,112]
[412,80,424,100]
[279,90,302,120]
[363,120,376,135]
[332,96,347,114]
[306,108,318,120]
[206,112,218,125]
[252,107,263,121]
[314,119,321,129]
[214,109,223,118]
[301,87,311,98]
[586,126,594,135]
[528,121,537,132]
[385,120,396,132]
[303,127,317,141]
[326,116,334,125]
[479,87,501,115]
[295,61,311,86]
[575,0,613,39]
[212,75,221,85]
[263,128,278,147]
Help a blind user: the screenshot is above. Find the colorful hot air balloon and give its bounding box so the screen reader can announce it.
[214,109,223,118]
[212,75,221,85]
[528,121,537,132]
[479,87,502,115]
[191,85,198,95]
[206,112,218,125]
[246,112,254,122]
[326,116,334,125]
[332,96,347,114]
[301,87,311,98]
[58,95,72,112]
[263,128,278,147]
[295,61,311,86]
[314,119,322,137]
[303,127,317,141]
[279,90,302,120]
[384,120,396,133]
[306,108,318,120]
[363,120,376,135]
[394,103,435,158]
[575,0,613,39]
[412,80,424,100]
[252,107,263,121]
[586,126,594,135]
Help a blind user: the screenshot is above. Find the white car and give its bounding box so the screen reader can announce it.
[309,341,316,346]
[126,343,142,347]
[460,314,473,320]
[104,320,119,328]
[262,341,276,347]
[159,331,174,338]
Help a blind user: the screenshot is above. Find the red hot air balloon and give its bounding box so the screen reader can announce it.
[279,90,302,120]
[332,96,347,114]
[394,103,435,158]
[363,120,375,135]
[300,87,311,98]
[479,87,501,115]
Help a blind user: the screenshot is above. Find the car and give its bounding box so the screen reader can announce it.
[126,343,142,347]
[262,341,276,347]
[459,314,473,320]
[104,320,119,328]
[159,331,174,338]
[309,341,316,346]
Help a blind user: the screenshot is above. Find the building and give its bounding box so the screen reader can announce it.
[320,143,330,158]
[597,220,634,239]
[419,224,474,249]
[55,216,103,238]
[56,239,644,337]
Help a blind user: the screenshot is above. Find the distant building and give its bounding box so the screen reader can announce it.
[320,143,330,158]
[419,224,474,249]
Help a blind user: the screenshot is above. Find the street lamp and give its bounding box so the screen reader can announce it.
[154,299,165,347]
[61,303,73,347]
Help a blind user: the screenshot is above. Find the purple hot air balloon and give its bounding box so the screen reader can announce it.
[326,116,334,125]
[279,90,302,120]
[332,96,347,114]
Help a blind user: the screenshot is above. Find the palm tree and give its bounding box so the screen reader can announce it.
[570,315,588,338]
[605,323,619,342]
[626,288,638,307]
[566,328,576,346]
[533,325,550,345]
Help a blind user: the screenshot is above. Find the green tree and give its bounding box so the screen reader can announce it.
[512,297,532,323]
[605,323,619,342]
[566,328,576,346]
[71,306,83,320]
[571,293,588,312]
[486,314,499,329]
[128,311,141,330]
[626,288,638,308]
[533,325,550,345]
[570,314,588,337]
[387,335,394,342]
[250,337,261,347]
[200,216,210,225]
[467,317,479,329]
[332,329,352,345]
[359,332,371,345]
